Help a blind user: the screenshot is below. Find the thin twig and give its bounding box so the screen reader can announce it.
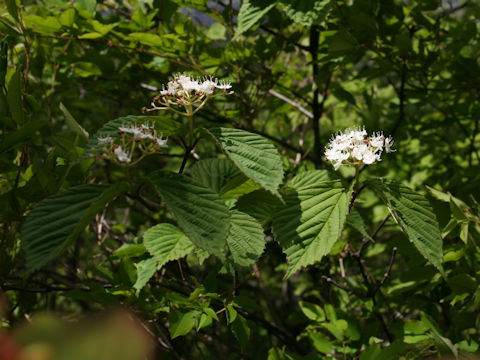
[268,89,313,119]
[373,247,397,295]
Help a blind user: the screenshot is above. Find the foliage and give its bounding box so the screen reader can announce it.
[1,0,480,359]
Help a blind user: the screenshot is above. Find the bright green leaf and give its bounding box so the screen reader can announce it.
[209,127,284,197]
[148,171,230,260]
[168,310,197,338]
[368,178,444,273]
[133,257,157,292]
[21,183,127,273]
[234,0,276,38]
[143,223,194,269]
[273,180,352,278]
[226,210,265,268]
[191,158,240,193]
[278,0,332,27]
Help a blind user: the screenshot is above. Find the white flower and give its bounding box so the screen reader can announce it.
[97,136,113,145]
[155,135,168,148]
[324,128,395,170]
[369,132,385,149]
[385,135,395,153]
[216,80,232,90]
[114,146,131,163]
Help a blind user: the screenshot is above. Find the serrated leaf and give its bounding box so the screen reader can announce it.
[226,210,265,268]
[369,178,444,273]
[235,189,281,226]
[279,0,332,27]
[143,223,194,269]
[287,169,340,189]
[346,209,373,241]
[148,171,230,260]
[82,115,182,159]
[21,183,127,273]
[273,180,352,278]
[133,257,157,292]
[220,175,261,200]
[209,127,283,197]
[235,0,276,38]
[191,158,240,193]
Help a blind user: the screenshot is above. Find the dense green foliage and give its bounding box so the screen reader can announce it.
[1,0,480,359]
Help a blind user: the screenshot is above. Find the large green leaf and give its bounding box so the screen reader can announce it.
[82,115,183,159]
[273,179,352,278]
[368,178,444,273]
[148,170,230,260]
[191,158,240,193]
[21,183,127,273]
[235,189,282,227]
[226,210,265,268]
[208,127,283,196]
[143,223,194,269]
[234,0,276,38]
[279,0,332,27]
[287,169,340,189]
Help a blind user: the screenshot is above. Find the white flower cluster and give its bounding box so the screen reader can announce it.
[158,74,232,98]
[145,73,233,115]
[96,122,168,164]
[118,123,168,148]
[325,128,395,170]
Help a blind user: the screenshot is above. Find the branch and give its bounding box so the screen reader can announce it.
[268,89,313,119]
[373,247,397,295]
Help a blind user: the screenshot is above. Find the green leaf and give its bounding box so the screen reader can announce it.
[59,8,75,27]
[82,115,182,159]
[59,102,89,141]
[209,127,284,197]
[231,314,250,351]
[278,0,332,27]
[75,0,96,13]
[168,309,197,338]
[133,257,157,292]
[21,183,127,273]
[112,243,146,259]
[346,209,373,241]
[273,180,352,278]
[143,223,194,269]
[287,169,340,189]
[0,40,8,89]
[0,119,48,153]
[71,62,102,77]
[220,175,261,200]
[148,171,230,260]
[235,189,282,226]
[191,158,240,193]
[308,331,333,354]
[5,0,19,21]
[23,15,61,34]
[235,0,276,38]
[226,210,265,268]
[368,178,444,273]
[299,301,325,322]
[7,68,24,125]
